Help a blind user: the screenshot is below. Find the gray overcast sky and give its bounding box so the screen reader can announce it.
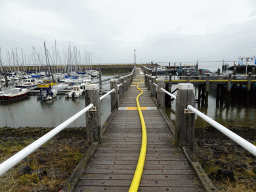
[1,0,256,65]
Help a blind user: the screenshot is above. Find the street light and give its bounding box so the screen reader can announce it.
[241,57,254,74]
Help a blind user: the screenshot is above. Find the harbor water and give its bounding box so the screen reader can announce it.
[1,64,256,129]
[0,76,113,128]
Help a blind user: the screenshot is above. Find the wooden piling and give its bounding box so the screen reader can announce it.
[157,78,165,110]
[187,73,190,83]
[247,73,252,104]
[110,79,118,112]
[151,76,156,99]
[175,83,195,152]
[148,75,152,92]
[99,64,102,90]
[119,77,124,100]
[205,74,209,106]
[85,84,101,143]
[228,74,231,92]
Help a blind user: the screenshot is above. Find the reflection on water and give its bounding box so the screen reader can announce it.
[167,84,256,128]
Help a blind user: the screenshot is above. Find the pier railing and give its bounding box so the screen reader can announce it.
[141,64,256,107]
[145,73,256,156]
[0,68,135,176]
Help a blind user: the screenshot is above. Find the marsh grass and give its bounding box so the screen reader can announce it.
[0,133,87,192]
[195,146,256,192]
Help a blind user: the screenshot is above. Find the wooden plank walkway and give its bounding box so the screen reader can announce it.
[74,69,204,192]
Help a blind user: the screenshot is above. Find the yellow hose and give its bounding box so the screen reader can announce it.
[128,81,147,192]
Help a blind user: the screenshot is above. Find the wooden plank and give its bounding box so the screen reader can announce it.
[74,186,204,192]
[84,168,195,175]
[77,179,200,187]
[81,173,198,181]
[73,71,204,192]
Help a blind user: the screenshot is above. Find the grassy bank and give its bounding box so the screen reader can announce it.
[195,127,256,192]
[0,127,88,192]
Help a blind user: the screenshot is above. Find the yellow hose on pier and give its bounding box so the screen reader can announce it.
[128,81,147,192]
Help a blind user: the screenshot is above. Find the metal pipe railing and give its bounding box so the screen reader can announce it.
[100,88,115,101]
[117,83,122,88]
[0,103,94,176]
[160,88,176,99]
[187,105,256,156]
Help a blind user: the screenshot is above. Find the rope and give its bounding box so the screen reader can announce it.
[128,81,147,192]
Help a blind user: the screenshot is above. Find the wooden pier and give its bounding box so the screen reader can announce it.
[65,68,208,192]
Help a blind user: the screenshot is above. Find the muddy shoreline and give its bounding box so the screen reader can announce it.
[195,126,256,191]
[0,127,88,192]
[0,126,255,191]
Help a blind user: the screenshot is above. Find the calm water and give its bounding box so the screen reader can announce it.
[167,77,256,128]
[1,65,256,128]
[0,76,112,128]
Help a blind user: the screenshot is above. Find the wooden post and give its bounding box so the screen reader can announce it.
[151,76,156,99]
[119,77,124,100]
[110,79,118,112]
[199,69,202,79]
[148,75,152,91]
[85,84,101,143]
[205,74,209,106]
[157,78,165,110]
[149,69,152,76]
[175,83,195,152]
[169,73,172,93]
[198,85,201,106]
[217,68,220,79]
[145,74,148,88]
[99,64,102,91]
[247,72,252,104]
[187,73,190,83]
[196,61,198,76]
[124,75,128,92]
[228,74,231,92]
[234,66,237,80]
[165,83,171,108]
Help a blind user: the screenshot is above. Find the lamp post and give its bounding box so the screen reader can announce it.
[241,57,254,74]
[134,49,136,68]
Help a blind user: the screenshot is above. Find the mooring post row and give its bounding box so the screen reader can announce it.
[157,78,165,110]
[119,76,124,100]
[85,84,101,144]
[175,83,195,152]
[151,76,156,99]
[110,79,118,112]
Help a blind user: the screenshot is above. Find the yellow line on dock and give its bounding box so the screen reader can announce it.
[129,81,147,192]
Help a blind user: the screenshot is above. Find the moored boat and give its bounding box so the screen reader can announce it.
[38,87,58,101]
[66,85,83,98]
[38,80,57,88]
[0,88,28,102]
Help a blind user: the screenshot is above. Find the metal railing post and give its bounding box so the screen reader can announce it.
[85,84,101,143]
[110,79,118,112]
[175,83,195,152]
[157,78,165,110]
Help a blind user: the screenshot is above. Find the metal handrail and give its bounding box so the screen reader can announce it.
[187,105,256,156]
[117,83,123,88]
[153,83,157,87]
[0,103,94,176]
[160,88,176,99]
[100,88,115,101]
